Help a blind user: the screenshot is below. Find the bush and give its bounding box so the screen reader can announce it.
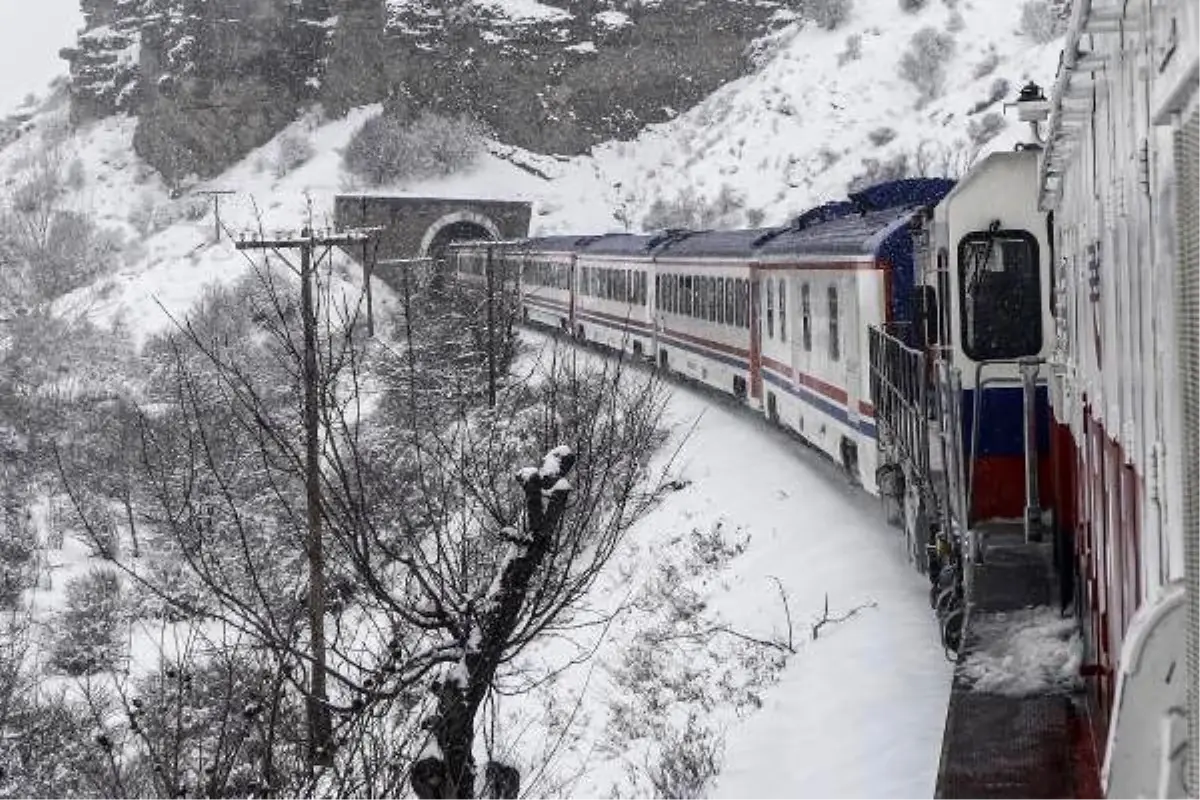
[643,714,724,799]
[342,111,484,187]
[899,0,928,11]
[273,129,315,178]
[898,27,956,106]
[798,0,853,30]
[868,126,897,146]
[973,49,1001,79]
[837,33,862,65]
[968,112,1007,147]
[947,10,965,31]
[1020,0,1067,44]
[641,184,746,231]
[847,153,911,193]
[0,507,35,608]
[49,568,125,676]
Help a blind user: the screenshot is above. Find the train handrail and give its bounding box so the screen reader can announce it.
[867,326,930,488]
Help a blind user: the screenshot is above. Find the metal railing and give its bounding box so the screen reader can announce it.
[868,326,930,483]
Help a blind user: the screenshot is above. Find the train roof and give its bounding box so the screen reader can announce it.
[754,204,919,256]
[577,232,660,256]
[651,228,775,259]
[522,234,605,252]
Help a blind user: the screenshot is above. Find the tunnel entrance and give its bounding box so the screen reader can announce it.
[427,221,495,263]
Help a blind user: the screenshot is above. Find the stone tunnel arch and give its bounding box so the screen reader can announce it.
[419,210,501,262]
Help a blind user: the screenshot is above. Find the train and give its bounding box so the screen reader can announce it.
[445,0,1197,795]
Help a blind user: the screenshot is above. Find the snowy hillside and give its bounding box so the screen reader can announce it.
[0,2,1065,796]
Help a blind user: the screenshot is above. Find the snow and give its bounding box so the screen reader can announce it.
[471,0,571,24]
[501,332,953,798]
[0,2,1070,794]
[958,606,1083,697]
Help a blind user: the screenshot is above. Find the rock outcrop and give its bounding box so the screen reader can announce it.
[63,0,779,182]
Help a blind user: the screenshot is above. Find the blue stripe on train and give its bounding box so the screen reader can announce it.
[960,385,1051,458]
[762,370,878,440]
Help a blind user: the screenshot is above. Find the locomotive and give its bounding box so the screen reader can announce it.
[446,0,1197,793]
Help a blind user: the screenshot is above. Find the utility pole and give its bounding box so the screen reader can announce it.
[235,226,372,769]
[485,245,496,408]
[196,189,236,242]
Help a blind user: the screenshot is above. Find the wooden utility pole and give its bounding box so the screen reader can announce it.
[235,226,372,768]
[196,189,236,242]
[485,245,496,408]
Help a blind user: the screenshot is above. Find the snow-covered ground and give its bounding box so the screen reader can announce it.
[0,2,1066,794]
[480,332,953,798]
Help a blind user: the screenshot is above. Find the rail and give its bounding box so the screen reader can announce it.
[867,326,930,485]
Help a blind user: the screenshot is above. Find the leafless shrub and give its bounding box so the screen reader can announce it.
[343,110,485,186]
[868,126,897,146]
[847,152,911,193]
[49,568,126,676]
[0,505,36,608]
[837,32,862,65]
[1020,0,1068,44]
[968,112,1007,147]
[899,0,928,11]
[947,9,965,31]
[643,714,724,799]
[273,129,315,178]
[973,49,1001,79]
[798,0,853,30]
[898,27,957,106]
[642,184,746,231]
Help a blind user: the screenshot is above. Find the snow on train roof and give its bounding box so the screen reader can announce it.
[651,228,775,259]
[511,179,955,259]
[578,232,660,256]
[754,204,919,257]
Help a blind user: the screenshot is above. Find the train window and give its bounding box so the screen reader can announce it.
[958,230,1042,360]
[716,279,726,325]
[801,283,812,351]
[682,276,692,316]
[707,278,716,322]
[655,275,661,310]
[828,285,840,361]
[778,278,787,343]
[735,279,745,327]
[766,279,775,338]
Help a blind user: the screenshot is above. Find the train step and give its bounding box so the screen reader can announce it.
[935,523,1102,798]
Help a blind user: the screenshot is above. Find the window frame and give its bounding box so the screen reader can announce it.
[956,229,1043,361]
[828,284,840,362]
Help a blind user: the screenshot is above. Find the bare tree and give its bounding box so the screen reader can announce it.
[56,244,669,797]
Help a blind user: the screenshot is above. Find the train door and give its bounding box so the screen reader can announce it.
[843,274,863,436]
[749,265,763,403]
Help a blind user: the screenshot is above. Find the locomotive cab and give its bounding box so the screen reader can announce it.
[922,148,1056,534]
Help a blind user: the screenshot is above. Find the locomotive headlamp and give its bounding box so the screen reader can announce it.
[1014,82,1050,123]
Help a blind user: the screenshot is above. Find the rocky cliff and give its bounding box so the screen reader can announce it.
[62,0,779,184]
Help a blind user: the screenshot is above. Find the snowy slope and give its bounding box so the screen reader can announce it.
[492,332,953,798]
[0,3,1063,794]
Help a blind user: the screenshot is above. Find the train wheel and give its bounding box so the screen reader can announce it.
[903,482,929,573]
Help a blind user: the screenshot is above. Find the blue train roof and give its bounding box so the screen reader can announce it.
[522,234,604,252]
[578,232,660,256]
[501,178,956,260]
[755,204,920,257]
[653,228,774,259]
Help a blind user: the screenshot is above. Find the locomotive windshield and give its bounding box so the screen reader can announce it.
[958,229,1042,360]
